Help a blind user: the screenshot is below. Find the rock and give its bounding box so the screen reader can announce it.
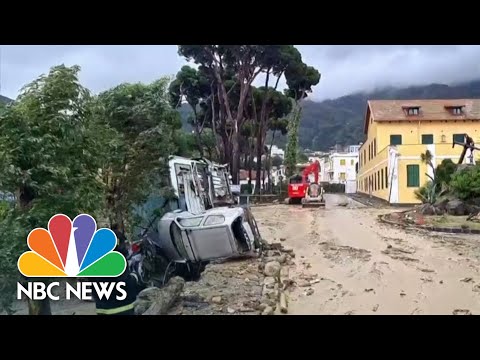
[257,303,268,311]
[211,296,223,304]
[306,288,314,296]
[227,307,236,314]
[439,280,444,284]
[417,204,437,216]
[282,245,294,253]
[244,278,250,283]
[264,276,276,286]
[264,261,281,277]
[262,306,274,315]
[138,277,185,315]
[279,292,288,314]
[453,309,472,315]
[280,237,286,242]
[297,279,310,288]
[446,199,467,216]
[372,304,379,312]
[400,291,406,297]
[277,254,287,264]
[460,277,473,283]
[239,307,254,313]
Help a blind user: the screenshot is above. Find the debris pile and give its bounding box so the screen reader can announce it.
[154,240,296,315]
[134,277,185,315]
[258,241,295,315]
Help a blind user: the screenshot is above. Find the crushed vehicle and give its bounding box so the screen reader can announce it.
[130,156,263,287]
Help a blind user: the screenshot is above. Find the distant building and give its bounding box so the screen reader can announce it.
[326,151,359,185]
[270,145,285,159]
[357,99,480,205]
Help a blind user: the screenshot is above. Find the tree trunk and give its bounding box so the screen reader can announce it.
[254,124,264,194]
[231,130,240,185]
[19,186,52,316]
[192,108,204,158]
[27,297,52,315]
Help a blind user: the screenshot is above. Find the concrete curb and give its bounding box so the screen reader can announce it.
[378,213,480,234]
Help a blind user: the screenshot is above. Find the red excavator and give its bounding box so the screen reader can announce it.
[287,160,325,208]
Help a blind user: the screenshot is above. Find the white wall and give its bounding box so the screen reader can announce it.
[270,145,285,159]
[328,152,359,184]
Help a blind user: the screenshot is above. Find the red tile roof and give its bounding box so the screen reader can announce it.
[364,99,480,134]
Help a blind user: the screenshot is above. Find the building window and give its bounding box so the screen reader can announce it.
[381,168,384,189]
[421,134,434,144]
[368,144,371,161]
[450,106,463,115]
[340,159,346,166]
[339,172,346,181]
[373,138,376,156]
[385,167,388,188]
[390,135,402,145]
[406,164,420,187]
[351,159,354,166]
[405,107,420,116]
[377,170,380,190]
[453,134,465,144]
[363,150,366,164]
[374,173,377,191]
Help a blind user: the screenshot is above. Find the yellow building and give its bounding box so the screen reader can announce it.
[357,99,480,205]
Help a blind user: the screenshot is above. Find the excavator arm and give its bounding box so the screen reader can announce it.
[302,161,320,184]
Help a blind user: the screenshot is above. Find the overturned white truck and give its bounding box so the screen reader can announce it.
[135,156,263,286]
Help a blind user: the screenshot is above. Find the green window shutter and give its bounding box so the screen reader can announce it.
[453,134,465,143]
[421,134,433,144]
[390,135,402,145]
[406,165,420,187]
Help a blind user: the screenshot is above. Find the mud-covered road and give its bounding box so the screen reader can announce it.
[252,194,480,315]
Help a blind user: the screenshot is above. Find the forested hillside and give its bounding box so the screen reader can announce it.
[177,80,480,151]
[0,95,12,104]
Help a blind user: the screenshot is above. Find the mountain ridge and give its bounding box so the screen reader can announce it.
[179,79,480,151]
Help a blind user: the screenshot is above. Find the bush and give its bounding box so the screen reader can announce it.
[240,183,253,194]
[450,165,480,200]
[435,159,456,188]
[414,181,437,204]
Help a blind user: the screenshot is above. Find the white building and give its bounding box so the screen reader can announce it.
[325,145,359,189]
[270,145,285,159]
[271,165,286,186]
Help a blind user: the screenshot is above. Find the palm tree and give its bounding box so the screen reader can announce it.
[421,150,435,182]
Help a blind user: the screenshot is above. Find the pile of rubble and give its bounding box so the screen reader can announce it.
[133,240,296,315]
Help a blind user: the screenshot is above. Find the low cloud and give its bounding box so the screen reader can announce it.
[1,45,479,101]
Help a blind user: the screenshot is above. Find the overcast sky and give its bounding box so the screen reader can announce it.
[1,45,480,102]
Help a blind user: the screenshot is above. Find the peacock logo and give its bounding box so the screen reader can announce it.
[17,214,127,278]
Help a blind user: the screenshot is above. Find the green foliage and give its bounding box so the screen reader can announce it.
[271,155,283,167]
[414,181,438,204]
[297,151,309,163]
[96,78,181,232]
[285,103,301,177]
[450,165,480,200]
[435,159,456,187]
[0,65,110,313]
[240,183,253,194]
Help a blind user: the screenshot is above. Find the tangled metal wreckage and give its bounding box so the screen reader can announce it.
[135,156,263,286]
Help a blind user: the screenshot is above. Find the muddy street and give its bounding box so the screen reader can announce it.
[252,194,480,315]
